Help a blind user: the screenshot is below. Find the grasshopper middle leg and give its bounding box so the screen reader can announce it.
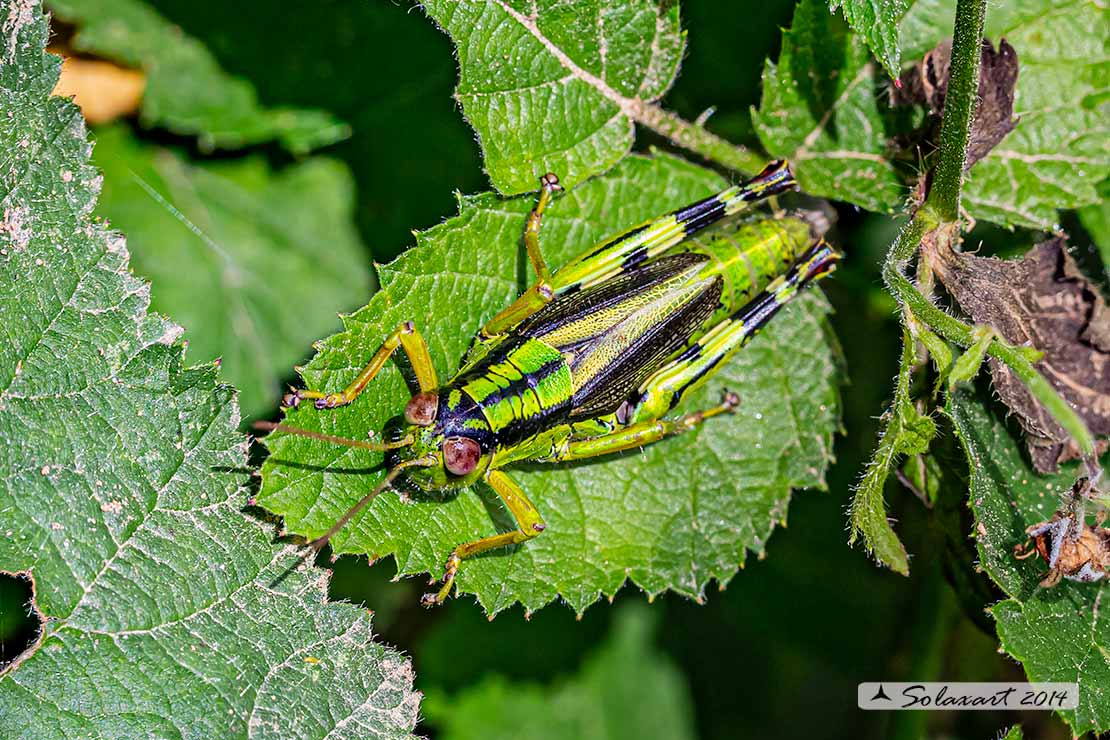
[423,469,546,606]
[550,392,741,462]
[481,172,563,338]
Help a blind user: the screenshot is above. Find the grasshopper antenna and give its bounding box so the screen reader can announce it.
[306,456,436,552]
[252,420,414,451]
[252,420,435,553]
[264,462,420,587]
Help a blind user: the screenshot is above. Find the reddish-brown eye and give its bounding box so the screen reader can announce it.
[443,437,481,476]
[404,392,438,426]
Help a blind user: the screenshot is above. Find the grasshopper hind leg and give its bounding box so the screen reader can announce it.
[550,391,741,463]
[550,160,797,294]
[477,161,796,341]
[541,244,836,464]
[624,241,839,424]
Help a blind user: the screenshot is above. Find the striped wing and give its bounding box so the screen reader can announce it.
[519,254,722,419]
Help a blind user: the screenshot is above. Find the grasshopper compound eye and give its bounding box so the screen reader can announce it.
[443,436,480,476]
[404,392,438,426]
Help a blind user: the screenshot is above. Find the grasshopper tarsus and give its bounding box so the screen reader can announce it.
[422,553,462,607]
[540,171,561,191]
[722,390,741,411]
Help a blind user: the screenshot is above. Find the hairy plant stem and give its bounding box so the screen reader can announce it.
[633,102,767,175]
[849,328,916,573]
[926,0,986,221]
[879,0,1094,458]
[885,210,1095,455]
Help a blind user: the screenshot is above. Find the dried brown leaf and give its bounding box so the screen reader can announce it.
[1016,506,1110,588]
[893,38,1019,169]
[929,237,1110,471]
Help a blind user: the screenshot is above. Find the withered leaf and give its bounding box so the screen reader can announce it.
[893,38,1019,170]
[1017,498,1110,588]
[928,237,1110,471]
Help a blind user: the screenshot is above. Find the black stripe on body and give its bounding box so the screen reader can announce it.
[673,197,727,236]
[495,397,569,448]
[747,160,797,198]
[670,359,723,410]
[489,350,572,448]
[450,337,573,449]
[667,292,781,405]
[621,246,649,269]
[669,163,798,240]
[436,390,497,450]
[460,353,563,411]
[674,342,702,364]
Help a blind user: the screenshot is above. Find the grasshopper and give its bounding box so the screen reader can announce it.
[260,160,840,606]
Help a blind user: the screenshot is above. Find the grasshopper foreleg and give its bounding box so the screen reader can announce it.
[282,320,437,409]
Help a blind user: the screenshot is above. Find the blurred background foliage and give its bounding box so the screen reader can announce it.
[8,0,1104,737]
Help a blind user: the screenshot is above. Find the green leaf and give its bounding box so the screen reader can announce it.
[851,431,910,574]
[422,604,696,740]
[898,0,1110,229]
[948,390,1110,734]
[753,0,905,212]
[90,123,372,420]
[850,330,938,574]
[899,449,942,506]
[947,324,995,391]
[893,399,937,455]
[258,152,842,615]
[999,728,1023,740]
[828,0,910,79]
[421,0,685,194]
[46,0,350,154]
[764,0,1108,225]
[0,5,418,737]
[963,0,1109,228]
[908,315,953,383]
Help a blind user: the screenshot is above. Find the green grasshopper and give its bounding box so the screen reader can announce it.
[260,160,840,606]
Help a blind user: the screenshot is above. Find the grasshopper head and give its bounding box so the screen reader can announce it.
[388,391,492,490]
